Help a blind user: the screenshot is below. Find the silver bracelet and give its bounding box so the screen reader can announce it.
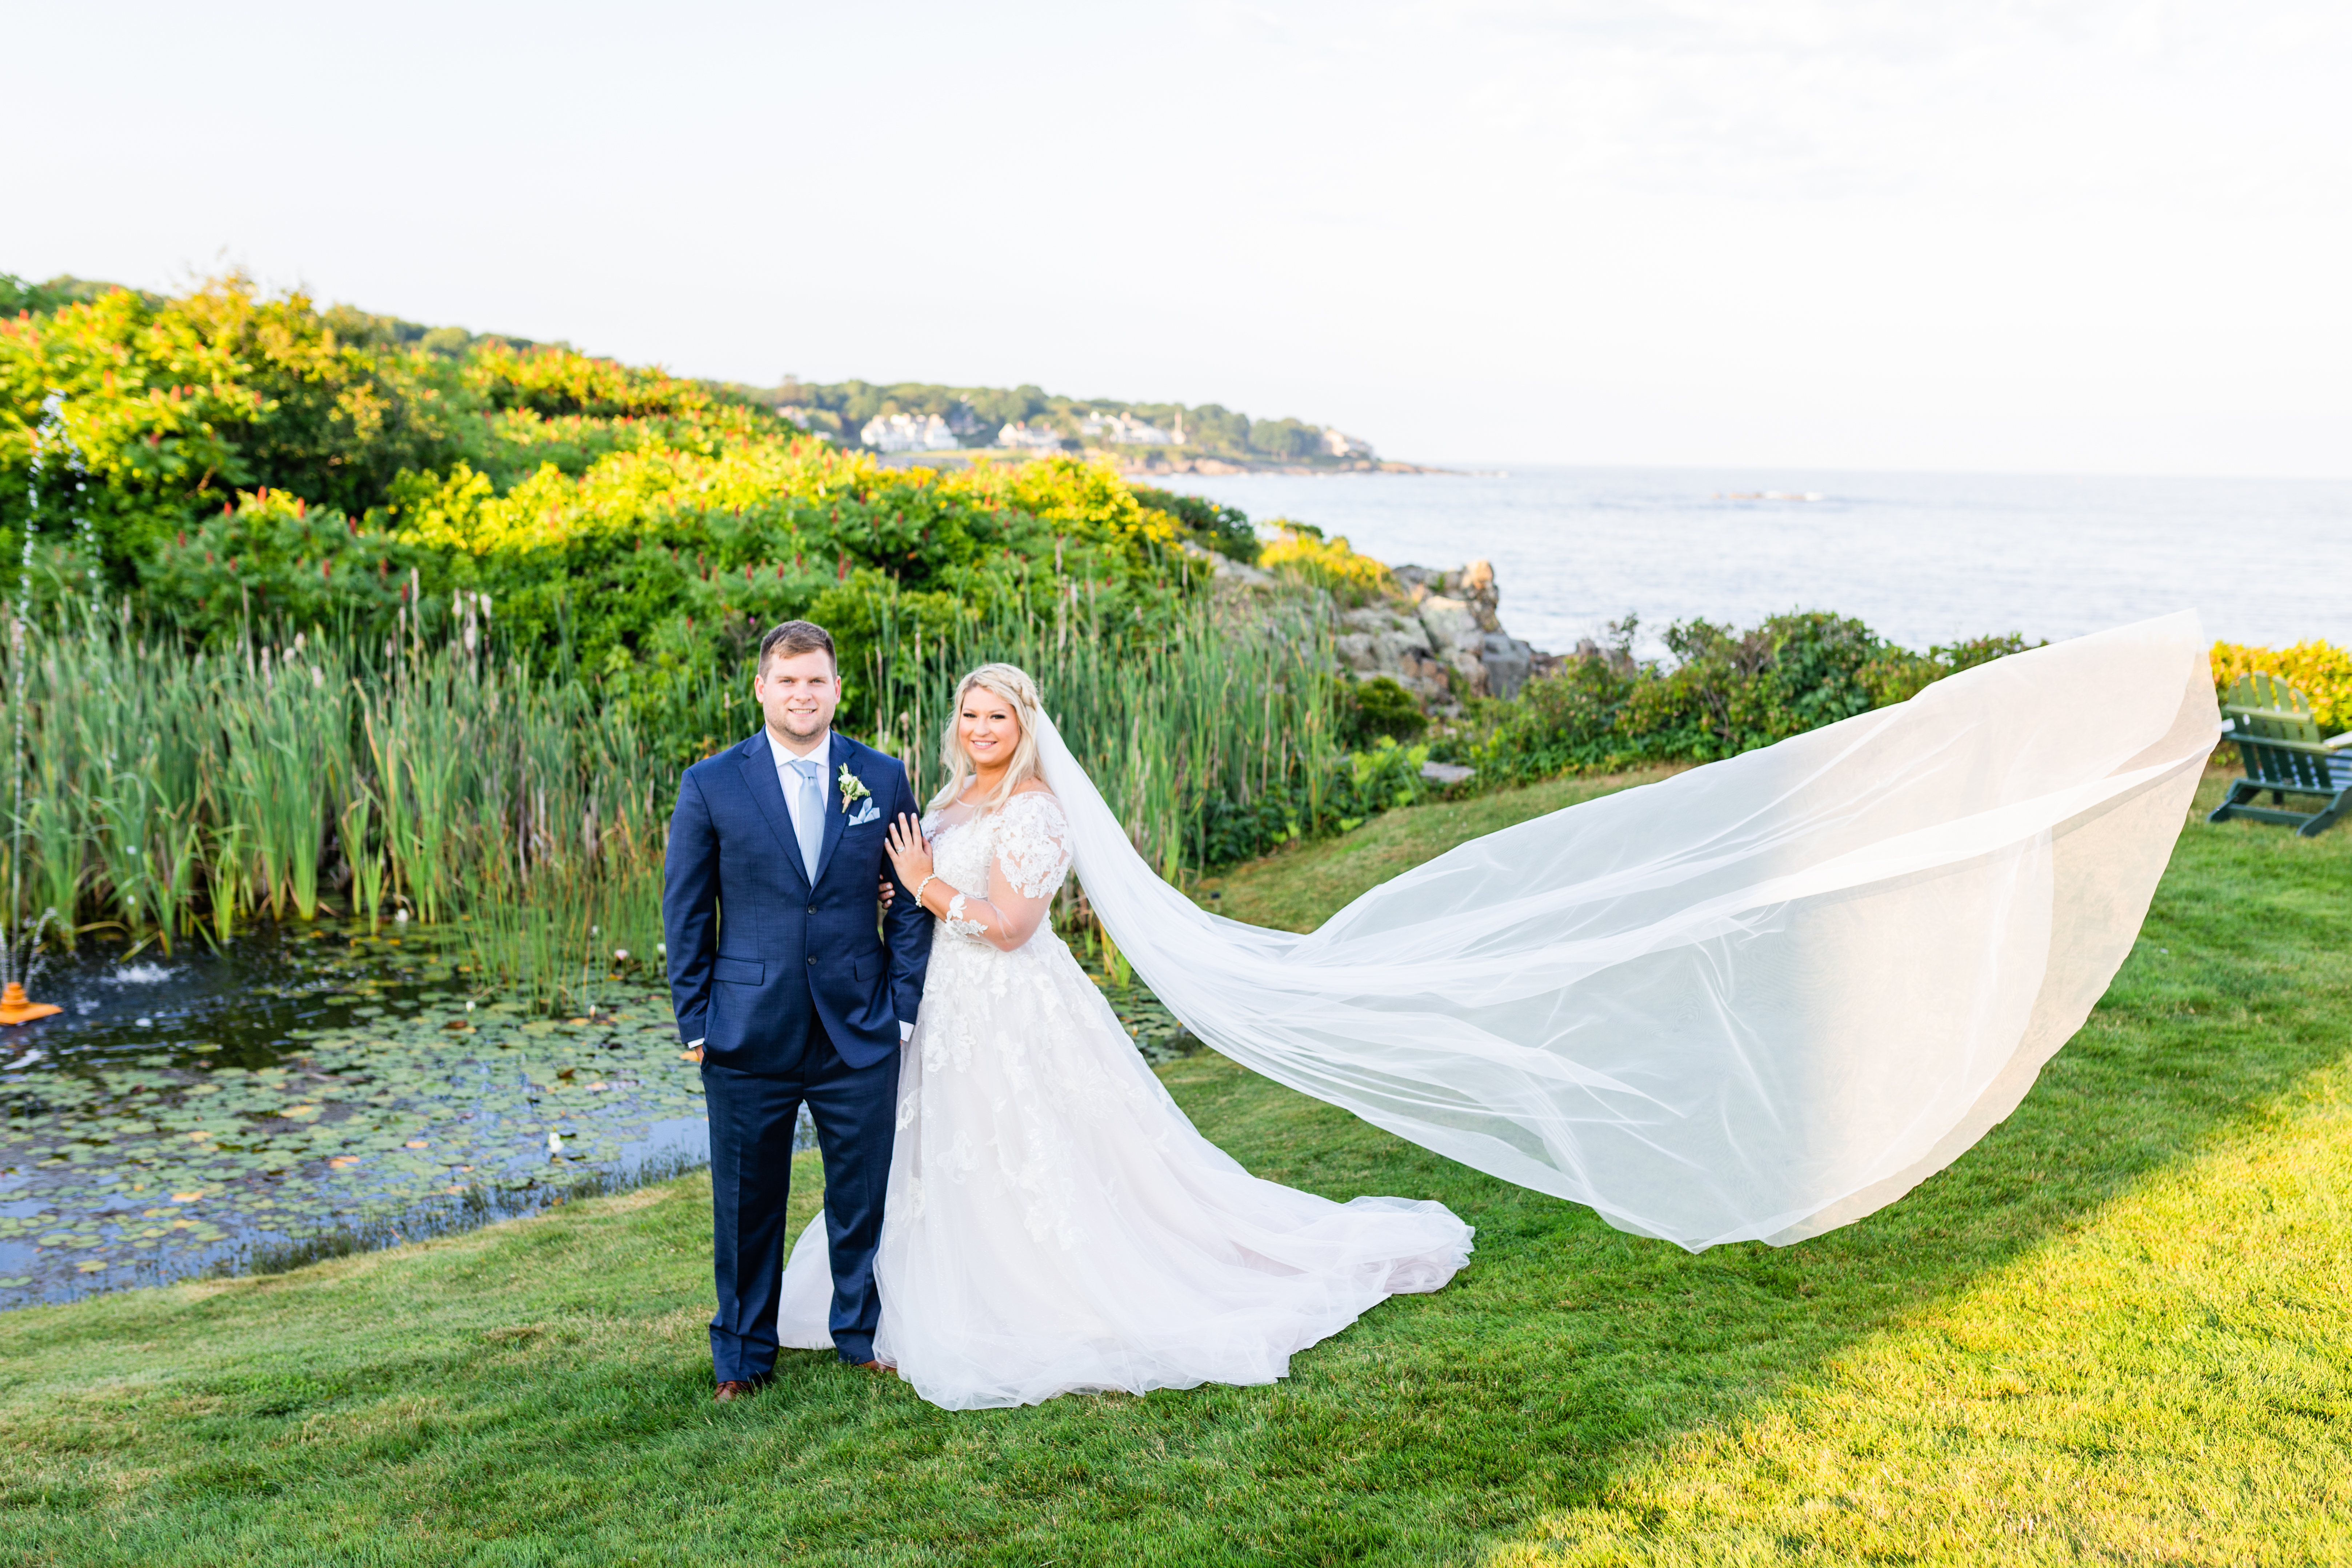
[915,873,939,908]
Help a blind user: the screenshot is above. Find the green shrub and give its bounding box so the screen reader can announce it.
[2210,637,2352,731]
[1458,612,2037,784]
[1344,675,1428,744]
[138,489,432,643]
[1130,484,1260,563]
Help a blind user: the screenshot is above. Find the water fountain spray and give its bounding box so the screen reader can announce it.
[0,391,81,1026]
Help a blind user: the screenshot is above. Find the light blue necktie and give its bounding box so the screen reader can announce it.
[789,756,824,883]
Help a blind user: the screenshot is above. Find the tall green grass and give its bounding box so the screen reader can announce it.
[0,584,1347,1008]
[0,603,668,982]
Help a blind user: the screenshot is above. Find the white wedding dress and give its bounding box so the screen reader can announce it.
[776,789,1475,1410]
[780,611,2221,1408]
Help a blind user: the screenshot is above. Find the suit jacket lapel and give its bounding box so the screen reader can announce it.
[735,732,812,892]
[811,733,853,889]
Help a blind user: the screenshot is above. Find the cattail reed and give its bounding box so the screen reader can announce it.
[1,580,1342,1005]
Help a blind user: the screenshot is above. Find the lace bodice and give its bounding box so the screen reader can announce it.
[776,774,1473,1412]
[923,790,1074,949]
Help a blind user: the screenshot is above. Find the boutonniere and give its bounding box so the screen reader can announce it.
[837,763,872,813]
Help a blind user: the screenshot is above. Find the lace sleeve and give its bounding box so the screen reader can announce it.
[995,792,1074,899]
[932,791,1071,953]
[943,892,988,940]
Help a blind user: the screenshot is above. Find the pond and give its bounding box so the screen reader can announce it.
[0,923,709,1311]
[0,924,1196,1312]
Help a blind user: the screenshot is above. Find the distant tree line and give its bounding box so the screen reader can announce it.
[741,376,1369,463]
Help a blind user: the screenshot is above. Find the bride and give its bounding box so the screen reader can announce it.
[780,612,2219,1409]
[775,662,1473,1411]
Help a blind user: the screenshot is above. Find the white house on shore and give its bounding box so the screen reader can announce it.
[1079,411,1181,446]
[996,421,1068,451]
[1322,428,1374,459]
[861,412,960,452]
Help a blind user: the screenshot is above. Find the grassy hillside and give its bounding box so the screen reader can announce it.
[3,768,2348,1565]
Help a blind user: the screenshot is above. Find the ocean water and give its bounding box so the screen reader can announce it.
[1162,467,2352,659]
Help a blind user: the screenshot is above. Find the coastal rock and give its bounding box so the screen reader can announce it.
[1394,561,1501,632]
[1480,631,1537,700]
[1360,559,1551,708]
[1209,543,1550,712]
[1334,605,1452,704]
[1414,595,1492,699]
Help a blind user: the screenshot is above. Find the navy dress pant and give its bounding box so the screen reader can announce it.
[703,1006,897,1380]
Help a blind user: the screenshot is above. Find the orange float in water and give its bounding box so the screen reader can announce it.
[0,981,62,1026]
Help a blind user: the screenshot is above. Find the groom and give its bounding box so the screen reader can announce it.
[663,619,931,1399]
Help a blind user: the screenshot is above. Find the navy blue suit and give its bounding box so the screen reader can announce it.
[663,728,930,1377]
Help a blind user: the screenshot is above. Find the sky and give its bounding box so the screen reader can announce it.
[6,0,2347,475]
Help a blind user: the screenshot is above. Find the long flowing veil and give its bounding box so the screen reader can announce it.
[1028,611,2220,1251]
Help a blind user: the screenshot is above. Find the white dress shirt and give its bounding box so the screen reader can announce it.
[766,726,829,862]
[688,727,915,1047]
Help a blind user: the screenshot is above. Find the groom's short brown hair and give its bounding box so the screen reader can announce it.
[758,620,837,676]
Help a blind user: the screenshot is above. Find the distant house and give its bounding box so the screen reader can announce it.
[996,421,1067,451]
[1080,411,1179,446]
[861,413,960,452]
[773,405,830,441]
[1321,428,1375,459]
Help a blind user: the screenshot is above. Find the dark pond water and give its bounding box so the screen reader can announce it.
[0,924,1196,1312]
[0,923,709,1311]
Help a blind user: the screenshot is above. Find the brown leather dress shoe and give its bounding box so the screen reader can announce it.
[713,1379,761,1403]
[855,1360,896,1375]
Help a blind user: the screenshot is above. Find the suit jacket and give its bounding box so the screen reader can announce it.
[662,729,931,1072]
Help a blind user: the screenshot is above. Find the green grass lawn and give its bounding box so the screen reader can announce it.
[5,768,2350,1565]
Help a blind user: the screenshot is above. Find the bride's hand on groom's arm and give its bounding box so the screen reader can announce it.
[885,814,934,907]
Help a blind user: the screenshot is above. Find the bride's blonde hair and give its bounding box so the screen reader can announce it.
[930,662,1047,813]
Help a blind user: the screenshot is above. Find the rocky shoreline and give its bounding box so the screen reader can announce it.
[1207,551,1556,714]
[1116,455,1457,478]
[1337,561,1552,709]
[870,449,1457,477]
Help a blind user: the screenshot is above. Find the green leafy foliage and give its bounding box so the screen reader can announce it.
[464,340,724,420]
[1246,415,1321,459]
[1457,613,2040,782]
[1342,675,1428,744]
[2,273,112,316]
[1260,521,1392,606]
[139,489,430,639]
[2,277,1220,744]
[1129,484,1260,563]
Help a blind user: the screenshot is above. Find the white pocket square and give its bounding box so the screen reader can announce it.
[846,801,881,826]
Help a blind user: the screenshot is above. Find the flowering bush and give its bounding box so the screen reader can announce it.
[3,277,1210,719]
[2210,639,2352,732]
[463,341,720,421]
[1260,522,1392,605]
[140,488,427,633]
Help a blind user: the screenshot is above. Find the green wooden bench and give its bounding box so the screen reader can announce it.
[2207,672,2352,837]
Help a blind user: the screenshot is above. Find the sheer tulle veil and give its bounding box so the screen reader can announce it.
[1028,611,2219,1251]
